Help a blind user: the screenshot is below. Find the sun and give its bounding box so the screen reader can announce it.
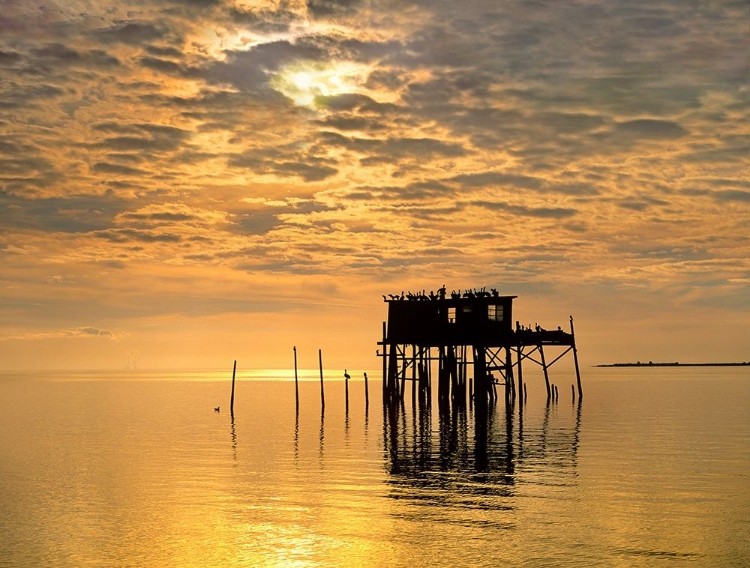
[273,61,369,108]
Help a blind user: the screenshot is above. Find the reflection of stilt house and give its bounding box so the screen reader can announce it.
[378,290,582,406]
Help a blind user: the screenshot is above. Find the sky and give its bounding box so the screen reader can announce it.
[0,0,748,371]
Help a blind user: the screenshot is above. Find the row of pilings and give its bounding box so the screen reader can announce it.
[382,345,581,412]
[383,345,522,413]
[381,319,583,410]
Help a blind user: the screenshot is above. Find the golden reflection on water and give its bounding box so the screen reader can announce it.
[0,368,748,566]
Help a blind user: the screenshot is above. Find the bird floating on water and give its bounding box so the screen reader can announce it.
[214,406,220,412]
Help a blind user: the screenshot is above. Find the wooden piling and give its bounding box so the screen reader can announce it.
[382,322,387,400]
[571,384,575,402]
[412,345,417,403]
[540,344,550,400]
[570,316,583,400]
[517,346,524,405]
[318,349,325,411]
[293,347,299,409]
[345,371,349,409]
[364,372,369,407]
[523,383,527,401]
[230,360,237,414]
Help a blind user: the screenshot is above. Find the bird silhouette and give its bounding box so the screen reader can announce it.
[344,369,351,380]
[214,406,220,412]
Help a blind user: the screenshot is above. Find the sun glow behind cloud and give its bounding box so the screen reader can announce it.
[272,60,372,108]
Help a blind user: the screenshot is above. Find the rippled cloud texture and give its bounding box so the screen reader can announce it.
[1,0,748,369]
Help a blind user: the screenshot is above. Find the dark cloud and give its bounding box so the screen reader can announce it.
[0,50,22,66]
[307,0,363,18]
[614,119,687,140]
[449,172,543,190]
[0,189,127,233]
[230,212,280,236]
[315,116,386,132]
[92,123,191,154]
[228,149,338,181]
[319,131,466,162]
[91,22,165,45]
[0,82,65,109]
[712,190,750,203]
[273,162,338,181]
[471,200,578,219]
[121,211,194,222]
[139,56,183,75]
[228,6,301,33]
[144,45,183,58]
[92,162,148,176]
[94,228,182,243]
[618,197,669,211]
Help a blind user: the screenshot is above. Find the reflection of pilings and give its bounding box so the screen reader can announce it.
[571,398,583,467]
[438,392,455,470]
[382,386,580,489]
[474,400,489,472]
[318,407,325,460]
[293,407,299,461]
[504,401,515,478]
[230,412,237,462]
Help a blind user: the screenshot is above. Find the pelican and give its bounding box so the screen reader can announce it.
[344,369,351,380]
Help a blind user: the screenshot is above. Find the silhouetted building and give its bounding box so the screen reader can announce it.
[378,288,582,406]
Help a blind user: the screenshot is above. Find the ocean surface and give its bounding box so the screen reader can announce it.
[0,366,748,567]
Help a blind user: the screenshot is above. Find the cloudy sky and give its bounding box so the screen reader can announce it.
[1,0,748,371]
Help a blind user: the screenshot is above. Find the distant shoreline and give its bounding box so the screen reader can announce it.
[595,362,749,368]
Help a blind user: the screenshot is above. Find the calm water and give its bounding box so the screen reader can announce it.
[1,366,748,567]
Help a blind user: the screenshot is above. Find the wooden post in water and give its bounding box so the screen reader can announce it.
[411,345,417,404]
[344,369,349,409]
[570,316,583,400]
[293,347,299,410]
[318,349,325,411]
[523,383,527,401]
[517,346,524,405]
[540,344,550,401]
[230,360,237,414]
[571,384,575,402]
[364,372,369,407]
[382,322,387,400]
